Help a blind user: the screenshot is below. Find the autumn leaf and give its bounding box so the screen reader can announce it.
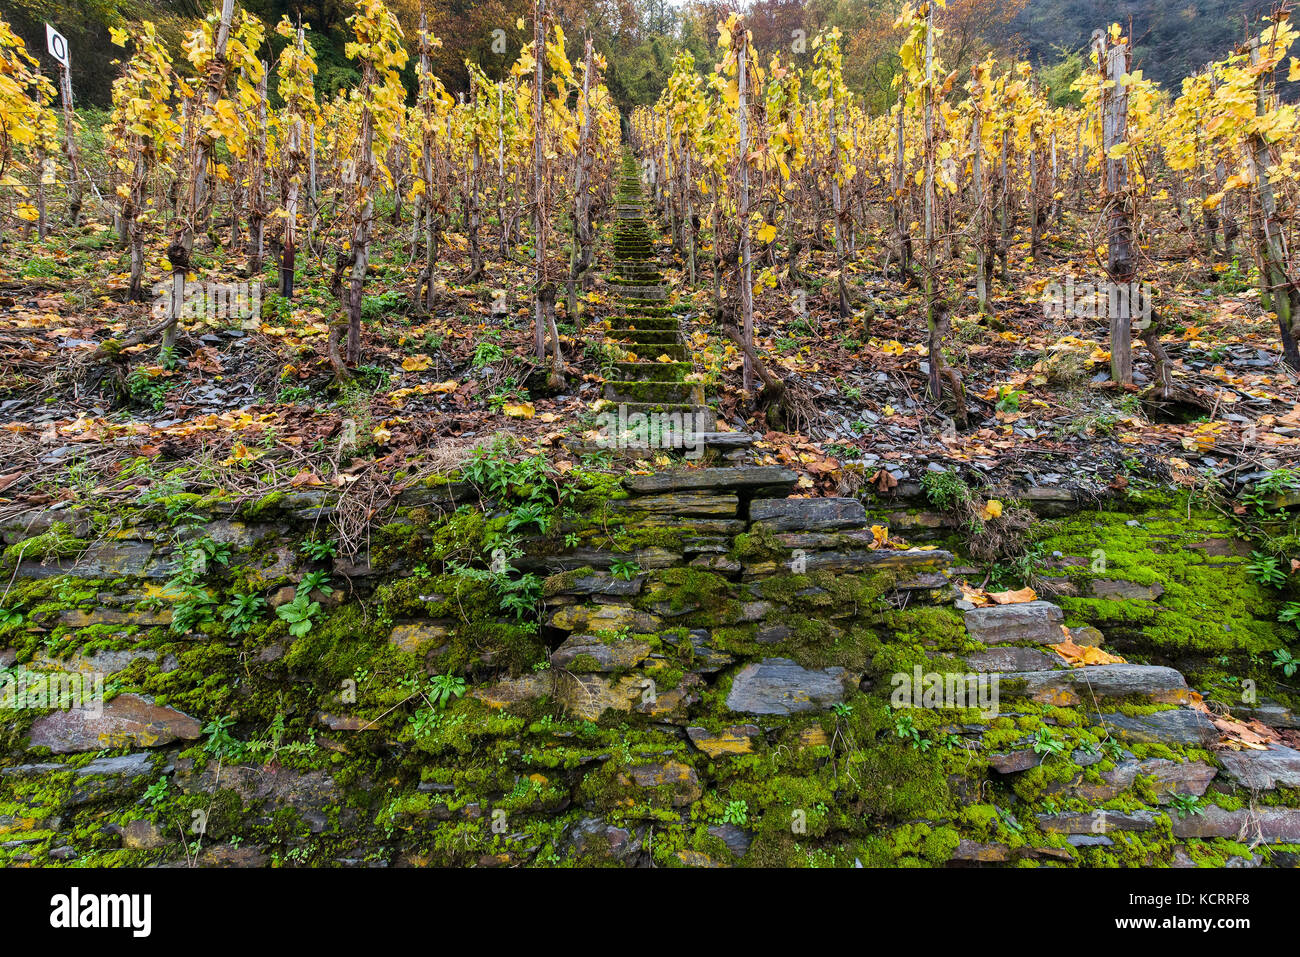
[402,355,433,372]
[980,499,1003,520]
[988,586,1037,605]
[1050,636,1125,667]
[221,443,262,467]
[503,402,536,419]
[289,470,324,487]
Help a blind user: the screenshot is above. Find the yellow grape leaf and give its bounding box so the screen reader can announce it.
[980,499,1003,520]
[503,402,535,419]
[402,355,432,372]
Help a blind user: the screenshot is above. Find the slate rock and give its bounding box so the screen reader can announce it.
[708,823,752,858]
[686,724,761,757]
[551,633,651,672]
[28,694,201,754]
[1037,809,1157,834]
[748,497,866,532]
[1003,664,1191,706]
[986,749,1040,774]
[964,646,1058,673]
[624,466,797,496]
[1091,579,1165,601]
[1218,746,1300,790]
[1093,708,1218,746]
[725,658,855,715]
[567,817,641,861]
[618,760,702,806]
[1171,806,1300,843]
[949,839,1015,863]
[963,601,1064,645]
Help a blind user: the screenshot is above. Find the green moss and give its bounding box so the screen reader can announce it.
[238,490,288,520]
[2,523,88,569]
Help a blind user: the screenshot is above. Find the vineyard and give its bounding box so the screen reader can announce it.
[4,0,1300,875]
[1,2,1300,495]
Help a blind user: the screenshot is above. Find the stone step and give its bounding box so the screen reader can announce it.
[561,431,755,458]
[611,285,667,299]
[605,316,678,332]
[603,380,706,405]
[613,265,662,279]
[594,401,715,431]
[606,343,687,361]
[611,303,673,317]
[605,328,680,346]
[612,361,691,381]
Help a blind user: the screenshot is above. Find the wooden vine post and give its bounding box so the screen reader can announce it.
[736,20,754,395]
[1096,29,1134,385]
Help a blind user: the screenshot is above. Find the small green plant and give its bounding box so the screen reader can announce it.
[1247,552,1287,588]
[1168,792,1205,819]
[169,583,218,634]
[610,558,641,581]
[921,469,974,511]
[408,707,441,738]
[994,387,1024,414]
[202,715,239,758]
[1273,647,1298,678]
[0,606,24,628]
[1242,469,1300,516]
[427,673,467,709]
[126,366,172,411]
[1032,727,1066,761]
[143,776,169,806]
[506,501,552,534]
[298,570,334,596]
[242,713,318,760]
[299,538,338,562]
[995,805,1024,834]
[721,799,749,827]
[221,592,266,637]
[276,593,321,637]
[893,710,930,751]
[473,339,505,367]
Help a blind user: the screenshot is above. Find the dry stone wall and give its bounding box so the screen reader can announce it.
[2,465,1299,867]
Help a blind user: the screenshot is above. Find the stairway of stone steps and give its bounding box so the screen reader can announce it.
[599,150,718,438]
